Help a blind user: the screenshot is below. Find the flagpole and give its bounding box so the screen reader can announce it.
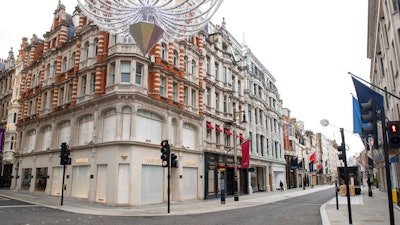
[349,72,400,101]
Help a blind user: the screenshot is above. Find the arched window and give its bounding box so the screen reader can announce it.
[183,56,188,72]
[84,41,90,60]
[45,64,50,80]
[94,38,98,56]
[161,43,167,60]
[191,60,196,76]
[136,109,162,144]
[238,80,241,95]
[62,57,68,72]
[102,108,117,142]
[78,114,94,145]
[31,74,36,88]
[121,106,132,140]
[182,122,196,149]
[41,125,52,150]
[206,56,210,74]
[173,50,179,67]
[58,120,71,145]
[70,52,75,69]
[52,61,57,77]
[123,35,132,43]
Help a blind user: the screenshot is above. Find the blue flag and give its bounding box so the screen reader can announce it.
[351,76,384,107]
[353,96,363,134]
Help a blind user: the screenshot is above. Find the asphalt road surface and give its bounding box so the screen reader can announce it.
[0,188,334,225]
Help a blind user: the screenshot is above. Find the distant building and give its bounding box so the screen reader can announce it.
[0,48,18,188]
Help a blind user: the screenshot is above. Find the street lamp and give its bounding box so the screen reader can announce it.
[321,119,352,224]
[232,108,246,201]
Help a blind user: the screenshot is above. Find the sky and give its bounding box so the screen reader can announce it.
[0,0,369,157]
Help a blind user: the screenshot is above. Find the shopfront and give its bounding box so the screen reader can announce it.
[204,152,249,199]
[249,166,267,192]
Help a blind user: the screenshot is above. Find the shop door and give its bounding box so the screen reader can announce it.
[257,167,264,191]
[2,164,12,187]
[240,169,248,194]
[35,168,48,191]
[96,165,107,203]
[141,165,163,204]
[117,164,130,204]
[71,165,90,198]
[182,167,198,200]
[226,168,234,195]
[51,167,62,196]
[21,168,32,190]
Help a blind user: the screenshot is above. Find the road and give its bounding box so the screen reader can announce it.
[0,188,334,225]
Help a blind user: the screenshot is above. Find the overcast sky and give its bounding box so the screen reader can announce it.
[0,0,369,156]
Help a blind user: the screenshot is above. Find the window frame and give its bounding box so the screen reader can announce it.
[135,62,143,85]
[120,61,131,83]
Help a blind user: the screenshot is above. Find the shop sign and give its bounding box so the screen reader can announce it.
[146,157,162,164]
[75,158,89,164]
[185,160,197,166]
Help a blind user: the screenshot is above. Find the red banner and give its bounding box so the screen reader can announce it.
[241,140,250,168]
[309,151,316,163]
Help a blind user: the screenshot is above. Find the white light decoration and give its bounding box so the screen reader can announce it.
[78,0,223,54]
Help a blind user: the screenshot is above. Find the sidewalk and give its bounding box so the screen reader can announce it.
[0,185,331,216]
[1,185,399,224]
[322,187,400,225]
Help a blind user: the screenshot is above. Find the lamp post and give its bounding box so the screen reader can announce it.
[232,108,246,201]
[321,119,352,224]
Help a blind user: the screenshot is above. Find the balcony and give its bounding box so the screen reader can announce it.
[108,44,141,56]
[183,105,199,114]
[3,150,15,163]
[184,73,200,85]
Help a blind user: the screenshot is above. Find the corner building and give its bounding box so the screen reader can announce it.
[9,2,284,206]
[12,3,204,206]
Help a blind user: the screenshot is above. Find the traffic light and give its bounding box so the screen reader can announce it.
[337,143,345,162]
[60,142,71,165]
[360,98,378,149]
[387,121,400,148]
[160,140,170,167]
[171,153,178,168]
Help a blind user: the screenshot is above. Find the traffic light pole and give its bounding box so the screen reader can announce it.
[167,153,171,214]
[380,107,395,225]
[60,164,66,206]
[59,142,70,206]
[340,128,352,224]
[160,140,171,213]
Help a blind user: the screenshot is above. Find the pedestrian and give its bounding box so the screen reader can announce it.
[280,180,284,191]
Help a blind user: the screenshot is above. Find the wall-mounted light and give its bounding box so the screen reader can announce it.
[121,154,128,160]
